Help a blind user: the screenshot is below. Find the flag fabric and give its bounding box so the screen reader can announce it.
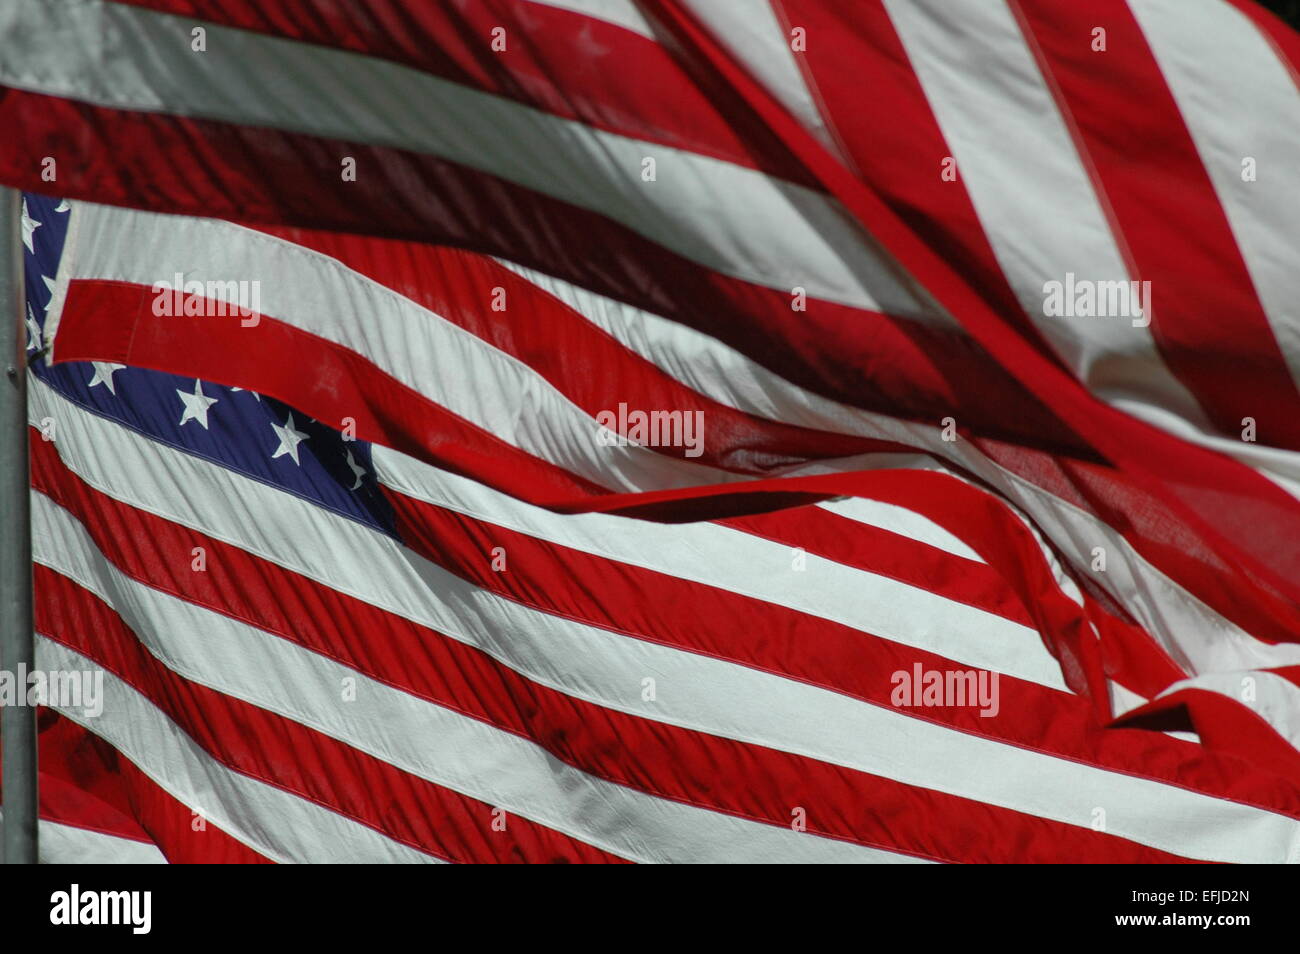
[18,192,1300,864]
[3,0,1300,862]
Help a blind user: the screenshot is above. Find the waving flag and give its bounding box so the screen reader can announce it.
[18,192,1300,863]
[4,0,1300,862]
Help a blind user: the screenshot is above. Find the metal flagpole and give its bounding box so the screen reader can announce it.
[0,187,37,864]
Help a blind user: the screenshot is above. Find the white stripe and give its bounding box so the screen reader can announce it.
[33,640,441,864]
[681,0,845,158]
[38,821,167,864]
[0,812,168,864]
[31,382,1300,863]
[2,0,933,321]
[1130,0,1300,396]
[34,494,917,865]
[38,194,80,350]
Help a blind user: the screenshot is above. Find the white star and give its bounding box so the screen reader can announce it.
[344,448,366,490]
[230,387,261,401]
[176,379,218,429]
[41,275,57,305]
[20,199,41,254]
[88,362,126,394]
[270,413,309,465]
[54,199,70,213]
[25,305,42,353]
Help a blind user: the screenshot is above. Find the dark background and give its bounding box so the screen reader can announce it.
[1258,0,1300,27]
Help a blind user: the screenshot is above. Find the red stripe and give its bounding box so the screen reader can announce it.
[49,305,1193,716]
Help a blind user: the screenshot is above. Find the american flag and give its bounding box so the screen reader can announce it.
[4,0,1300,863]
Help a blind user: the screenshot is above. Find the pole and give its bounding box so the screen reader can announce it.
[0,187,36,864]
